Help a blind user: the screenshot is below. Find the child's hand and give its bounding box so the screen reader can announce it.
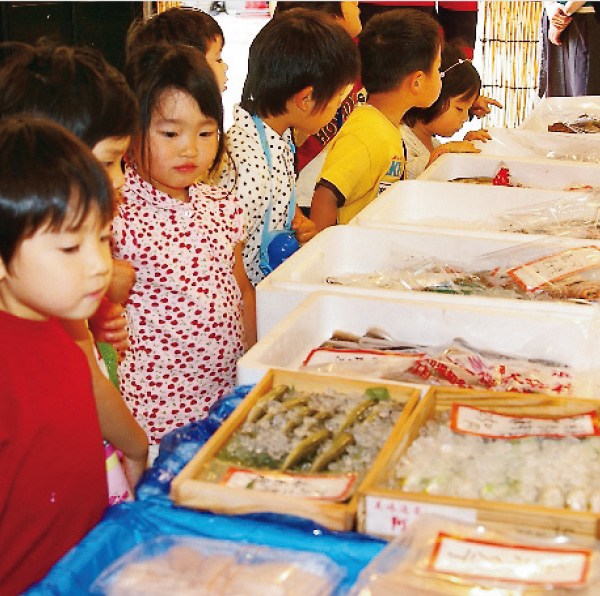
[122,453,147,490]
[464,129,491,143]
[291,211,317,245]
[429,141,480,166]
[106,259,136,304]
[89,299,130,351]
[470,95,503,119]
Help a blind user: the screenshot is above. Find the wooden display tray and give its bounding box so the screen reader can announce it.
[357,387,600,539]
[171,369,420,531]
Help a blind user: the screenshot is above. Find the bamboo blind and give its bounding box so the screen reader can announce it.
[474,1,543,128]
[157,1,181,13]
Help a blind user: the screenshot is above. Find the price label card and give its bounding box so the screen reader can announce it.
[363,496,475,536]
[222,467,356,501]
[508,246,600,291]
[450,403,600,439]
[430,533,591,585]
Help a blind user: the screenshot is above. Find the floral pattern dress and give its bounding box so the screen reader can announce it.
[112,165,246,444]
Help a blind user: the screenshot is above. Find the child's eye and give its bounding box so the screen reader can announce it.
[161,131,178,138]
[61,245,80,254]
[199,130,217,138]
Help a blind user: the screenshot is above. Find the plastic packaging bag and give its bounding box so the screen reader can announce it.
[91,534,345,596]
[348,514,600,596]
[303,332,578,396]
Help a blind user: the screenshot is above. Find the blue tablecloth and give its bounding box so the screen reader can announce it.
[25,386,387,596]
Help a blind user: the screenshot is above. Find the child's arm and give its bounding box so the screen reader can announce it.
[291,205,317,245]
[60,319,148,487]
[310,185,339,232]
[427,141,481,166]
[233,243,257,349]
[88,259,135,351]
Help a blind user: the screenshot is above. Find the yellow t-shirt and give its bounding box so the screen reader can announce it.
[318,104,405,224]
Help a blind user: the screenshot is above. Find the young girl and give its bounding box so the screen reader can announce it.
[401,42,491,180]
[115,44,256,450]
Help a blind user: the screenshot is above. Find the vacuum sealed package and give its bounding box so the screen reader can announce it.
[494,193,600,239]
[91,535,344,596]
[348,514,600,596]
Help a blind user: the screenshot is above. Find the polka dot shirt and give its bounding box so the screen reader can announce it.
[218,104,296,286]
[112,164,246,444]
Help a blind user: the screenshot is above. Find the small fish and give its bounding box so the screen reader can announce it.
[281,429,331,472]
[282,406,316,433]
[310,432,355,472]
[339,399,376,433]
[246,385,288,423]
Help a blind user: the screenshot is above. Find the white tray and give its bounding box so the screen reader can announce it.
[519,95,600,133]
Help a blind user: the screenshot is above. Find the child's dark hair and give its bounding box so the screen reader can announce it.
[274,2,343,18]
[0,41,138,149]
[124,43,224,174]
[125,7,223,59]
[241,10,359,118]
[404,42,481,127]
[359,8,441,94]
[0,116,114,267]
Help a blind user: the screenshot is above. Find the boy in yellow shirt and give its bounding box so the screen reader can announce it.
[310,8,442,229]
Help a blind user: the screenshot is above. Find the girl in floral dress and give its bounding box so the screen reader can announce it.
[113,44,256,451]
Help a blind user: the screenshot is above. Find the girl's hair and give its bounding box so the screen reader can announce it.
[0,41,139,148]
[0,116,113,267]
[241,10,359,118]
[404,42,481,127]
[274,2,343,18]
[124,43,224,175]
[125,7,224,60]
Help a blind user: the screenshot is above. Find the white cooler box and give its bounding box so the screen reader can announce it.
[473,127,600,163]
[417,153,600,191]
[256,226,600,338]
[240,291,600,398]
[350,179,591,238]
[519,96,600,133]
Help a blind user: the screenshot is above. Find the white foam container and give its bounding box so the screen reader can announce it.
[239,291,600,398]
[255,226,600,338]
[417,153,600,190]
[350,179,594,239]
[473,127,600,163]
[519,96,600,133]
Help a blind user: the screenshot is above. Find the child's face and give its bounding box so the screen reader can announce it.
[205,36,228,94]
[415,47,443,109]
[93,136,131,192]
[0,207,112,321]
[137,88,219,201]
[338,2,362,38]
[297,84,353,136]
[430,93,478,138]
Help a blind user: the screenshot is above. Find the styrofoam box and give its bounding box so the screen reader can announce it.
[255,225,600,338]
[472,127,600,163]
[519,95,600,133]
[350,179,594,239]
[239,291,600,398]
[417,153,600,190]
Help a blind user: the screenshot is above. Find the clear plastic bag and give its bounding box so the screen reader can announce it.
[348,514,600,596]
[91,534,344,596]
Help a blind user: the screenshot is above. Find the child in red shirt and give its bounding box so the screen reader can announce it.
[0,117,112,594]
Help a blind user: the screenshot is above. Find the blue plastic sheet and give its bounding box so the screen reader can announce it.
[25,385,386,595]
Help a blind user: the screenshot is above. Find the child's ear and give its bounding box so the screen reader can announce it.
[408,71,425,97]
[0,258,7,282]
[293,86,315,113]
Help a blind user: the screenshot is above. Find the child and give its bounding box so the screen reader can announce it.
[117,44,256,450]
[125,6,228,94]
[310,8,442,230]
[217,10,360,285]
[402,42,491,179]
[0,116,113,595]
[0,41,149,486]
[273,2,365,214]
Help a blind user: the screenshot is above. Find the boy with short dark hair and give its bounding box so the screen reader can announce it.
[0,116,113,595]
[125,7,228,93]
[218,10,359,285]
[310,8,443,229]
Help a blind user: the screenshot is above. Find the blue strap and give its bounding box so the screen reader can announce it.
[251,115,296,266]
